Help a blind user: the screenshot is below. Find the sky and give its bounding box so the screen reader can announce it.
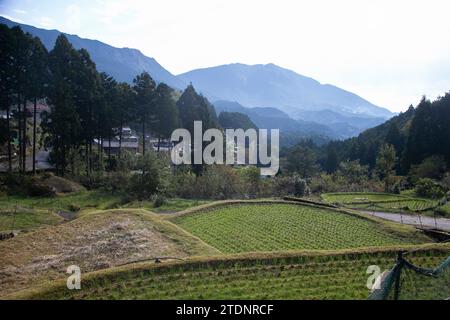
[1,0,450,112]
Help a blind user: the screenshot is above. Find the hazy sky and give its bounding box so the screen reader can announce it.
[1,0,450,112]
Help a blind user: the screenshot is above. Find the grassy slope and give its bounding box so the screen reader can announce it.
[0,190,122,212]
[0,209,220,296]
[123,198,212,213]
[6,244,449,300]
[168,202,431,253]
[0,192,212,233]
[0,208,63,232]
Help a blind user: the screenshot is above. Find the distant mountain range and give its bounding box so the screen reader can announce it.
[1,16,394,140]
[179,63,393,119]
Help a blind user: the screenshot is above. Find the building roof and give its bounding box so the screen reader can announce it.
[94,139,138,149]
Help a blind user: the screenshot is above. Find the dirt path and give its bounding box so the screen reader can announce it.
[359,210,450,232]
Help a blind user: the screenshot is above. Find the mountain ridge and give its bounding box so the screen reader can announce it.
[0,15,392,140]
[0,16,186,89]
[179,63,393,120]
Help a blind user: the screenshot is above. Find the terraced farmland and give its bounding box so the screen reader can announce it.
[169,203,429,253]
[9,246,449,300]
[322,193,437,212]
[0,209,220,295]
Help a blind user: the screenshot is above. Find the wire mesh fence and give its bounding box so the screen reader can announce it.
[369,252,450,300]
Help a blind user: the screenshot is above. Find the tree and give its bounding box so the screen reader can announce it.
[403,97,434,170]
[285,145,319,178]
[114,82,135,157]
[177,84,218,136]
[26,36,49,174]
[44,34,81,175]
[177,84,219,176]
[74,48,103,176]
[376,144,397,192]
[99,73,118,166]
[153,83,179,151]
[324,146,339,173]
[218,112,257,130]
[0,24,15,172]
[293,174,310,197]
[409,155,447,181]
[8,26,32,173]
[415,178,446,199]
[133,72,156,156]
[338,160,369,184]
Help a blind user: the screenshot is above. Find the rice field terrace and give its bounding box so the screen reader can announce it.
[168,202,431,253]
[0,199,445,300]
[321,193,438,212]
[0,209,219,296]
[7,245,449,300]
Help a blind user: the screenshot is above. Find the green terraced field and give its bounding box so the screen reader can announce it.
[0,208,62,232]
[10,247,448,300]
[322,193,437,212]
[170,203,428,253]
[322,193,408,204]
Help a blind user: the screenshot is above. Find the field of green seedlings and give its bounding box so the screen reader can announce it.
[10,247,449,300]
[322,193,437,212]
[170,203,428,253]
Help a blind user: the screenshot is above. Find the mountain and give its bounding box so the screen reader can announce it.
[178,63,393,120]
[214,100,334,145]
[0,16,185,89]
[325,92,450,173]
[218,112,257,130]
[1,16,391,141]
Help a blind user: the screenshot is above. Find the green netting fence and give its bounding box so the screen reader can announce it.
[368,252,450,300]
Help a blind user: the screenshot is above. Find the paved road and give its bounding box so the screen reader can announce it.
[360,210,450,232]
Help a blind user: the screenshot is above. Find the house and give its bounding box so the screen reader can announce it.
[94,127,139,155]
[97,139,139,155]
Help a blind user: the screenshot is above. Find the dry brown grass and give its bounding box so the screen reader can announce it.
[0,209,219,296]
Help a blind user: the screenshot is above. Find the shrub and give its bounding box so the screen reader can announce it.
[68,203,81,212]
[415,178,447,199]
[152,194,166,208]
[1,174,55,197]
[27,178,56,197]
[409,155,447,182]
[129,151,170,200]
[293,175,310,197]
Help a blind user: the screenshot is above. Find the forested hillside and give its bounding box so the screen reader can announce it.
[324,94,450,173]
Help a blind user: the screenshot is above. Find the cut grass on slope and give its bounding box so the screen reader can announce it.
[0,209,220,296]
[169,202,431,254]
[6,245,449,300]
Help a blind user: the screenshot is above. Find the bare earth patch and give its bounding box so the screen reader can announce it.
[0,209,219,296]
